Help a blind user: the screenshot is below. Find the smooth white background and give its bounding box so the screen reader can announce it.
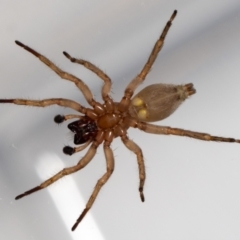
[1,1,240,239]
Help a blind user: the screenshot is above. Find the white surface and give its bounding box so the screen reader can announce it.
[1,1,240,240]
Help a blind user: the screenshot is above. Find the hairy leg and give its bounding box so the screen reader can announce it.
[121,10,177,109]
[63,51,112,103]
[15,142,99,200]
[0,98,86,113]
[131,120,240,143]
[121,133,145,202]
[72,141,114,231]
[15,41,96,106]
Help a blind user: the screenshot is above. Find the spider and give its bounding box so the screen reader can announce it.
[1,10,239,231]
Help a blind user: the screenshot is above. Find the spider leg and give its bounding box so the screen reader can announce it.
[132,120,240,143]
[63,52,112,103]
[0,98,86,113]
[120,10,177,109]
[15,41,96,107]
[121,134,145,202]
[15,141,99,200]
[72,141,114,231]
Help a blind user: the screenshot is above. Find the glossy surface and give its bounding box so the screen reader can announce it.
[68,117,98,145]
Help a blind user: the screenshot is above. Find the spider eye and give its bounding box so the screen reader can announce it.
[54,115,65,123]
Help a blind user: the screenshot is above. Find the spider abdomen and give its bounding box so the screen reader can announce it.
[97,113,120,129]
[129,83,196,122]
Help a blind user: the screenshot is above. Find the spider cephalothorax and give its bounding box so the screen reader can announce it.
[1,10,239,231]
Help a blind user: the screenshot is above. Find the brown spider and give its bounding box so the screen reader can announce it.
[1,10,239,231]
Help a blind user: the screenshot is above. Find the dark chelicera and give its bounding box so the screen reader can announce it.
[68,117,98,145]
[54,115,98,155]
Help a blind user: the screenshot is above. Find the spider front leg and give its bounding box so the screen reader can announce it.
[15,141,99,199]
[72,141,114,231]
[15,41,96,107]
[0,98,100,121]
[0,98,86,113]
[63,51,112,103]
